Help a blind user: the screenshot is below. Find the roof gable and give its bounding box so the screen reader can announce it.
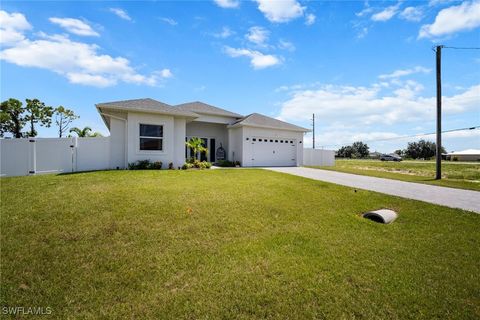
[96,98,198,117]
[230,113,309,132]
[175,101,243,118]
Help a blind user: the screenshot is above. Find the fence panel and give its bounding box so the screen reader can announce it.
[76,137,110,172]
[35,138,75,174]
[0,139,31,177]
[303,149,335,167]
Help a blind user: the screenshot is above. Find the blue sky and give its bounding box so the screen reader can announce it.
[1,0,479,152]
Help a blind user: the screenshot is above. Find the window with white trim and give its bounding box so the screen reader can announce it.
[139,124,163,151]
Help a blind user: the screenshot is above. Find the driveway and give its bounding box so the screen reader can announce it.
[265,167,480,213]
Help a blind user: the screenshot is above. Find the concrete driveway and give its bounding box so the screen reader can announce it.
[265,167,480,213]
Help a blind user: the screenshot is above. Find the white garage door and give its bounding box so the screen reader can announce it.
[250,137,296,167]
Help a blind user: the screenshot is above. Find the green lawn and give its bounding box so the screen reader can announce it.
[1,170,479,319]
[309,159,480,191]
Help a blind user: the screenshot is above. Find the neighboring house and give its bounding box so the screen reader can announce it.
[96,98,309,168]
[445,149,480,161]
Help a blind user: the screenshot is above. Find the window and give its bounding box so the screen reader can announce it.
[270,139,273,142]
[246,138,249,141]
[253,138,256,141]
[139,124,163,151]
[259,139,262,142]
[275,140,278,143]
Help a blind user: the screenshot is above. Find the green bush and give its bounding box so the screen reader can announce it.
[181,160,211,170]
[128,160,162,170]
[217,160,235,167]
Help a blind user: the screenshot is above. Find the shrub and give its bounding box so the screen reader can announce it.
[217,160,235,167]
[234,161,241,167]
[452,156,458,162]
[181,160,212,170]
[149,161,162,170]
[128,160,162,170]
[168,162,174,170]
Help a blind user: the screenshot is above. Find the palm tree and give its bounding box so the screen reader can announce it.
[69,126,103,138]
[185,137,208,161]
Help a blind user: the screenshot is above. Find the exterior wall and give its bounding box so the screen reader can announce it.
[192,114,238,124]
[241,126,304,166]
[186,121,228,160]
[109,117,126,169]
[227,127,244,163]
[126,112,176,168]
[446,154,480,161]
[173,118,187,167]
[303,149,335,166]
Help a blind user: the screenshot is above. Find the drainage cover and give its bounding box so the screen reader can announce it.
[363,209,398,224]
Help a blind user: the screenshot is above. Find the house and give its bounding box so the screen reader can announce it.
[96,98,309,168]
[445,149,480,161]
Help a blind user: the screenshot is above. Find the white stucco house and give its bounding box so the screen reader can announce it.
[96,98,309,168]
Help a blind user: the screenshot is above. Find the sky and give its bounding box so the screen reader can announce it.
[1,0,479,153]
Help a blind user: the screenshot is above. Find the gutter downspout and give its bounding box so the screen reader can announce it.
[98,111,128,169]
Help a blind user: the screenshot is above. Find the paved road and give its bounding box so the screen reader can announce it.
[265,167,480,213]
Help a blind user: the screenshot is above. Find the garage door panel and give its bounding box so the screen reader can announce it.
[250,137,296,167]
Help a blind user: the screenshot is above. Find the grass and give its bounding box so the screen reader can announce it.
[309,159,480,191]
[1,169,479,319]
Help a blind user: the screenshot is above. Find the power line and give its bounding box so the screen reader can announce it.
[443,46,480,50]
[318,125,480,149]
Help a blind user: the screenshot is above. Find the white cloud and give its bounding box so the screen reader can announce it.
[0,10,32,45]
[159,17,177,26]
[379,66,431,79]
[109,8,132,21]
[157,68,173,78]
[214,0,239,9]
[399,7,424,22]
[0,11,171,88]
[278,39,295,51]
[305,13,316,25]
[371,3,401,22]
[224,46,281,69]
[246,26,269,45]
[419,0,480,38]
[49,17,99,36]
[213,26,234,38]
[255,0,305,23]
[277,81,479,129]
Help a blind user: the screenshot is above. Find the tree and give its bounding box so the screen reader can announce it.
[405,140,446,160]
[352,141,369,158]
[69,126,103,138]
[394,149,404,157]
[25,99,53,137]
[185,137,207,161]
[0,98,26,138]
[337,145,354,158]
[55,106,78,137]
[337,141,369,158]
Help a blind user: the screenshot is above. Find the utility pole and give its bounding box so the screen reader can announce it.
[435,45,444,180]
[312,113,315,149]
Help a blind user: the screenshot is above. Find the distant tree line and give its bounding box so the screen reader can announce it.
[394,140,446,160]
[336,139,446,160]
[0,98,102,138]
[337,141,369,158]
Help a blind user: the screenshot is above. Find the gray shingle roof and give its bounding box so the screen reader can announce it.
[96,98,198,117]
[230,113,310,132]
[175,101,243,118]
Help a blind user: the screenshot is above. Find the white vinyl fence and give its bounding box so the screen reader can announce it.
[303,149,335,167]
[0,137,110,177]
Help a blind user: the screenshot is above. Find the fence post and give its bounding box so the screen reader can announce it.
[29,138,36,175]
